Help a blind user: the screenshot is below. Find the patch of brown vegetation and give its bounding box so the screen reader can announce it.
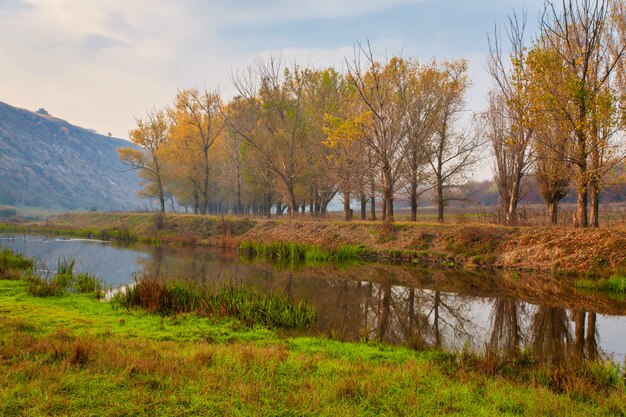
[9,212,626,274]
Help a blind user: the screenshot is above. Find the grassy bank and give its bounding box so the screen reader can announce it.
[0,249,625,415]
[2,211,626,275]
[2,279,626,415]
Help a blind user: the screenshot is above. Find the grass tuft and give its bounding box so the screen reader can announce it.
[239,240,368,266]
[23,258,103,298]
[115,275,316,329]
[574,274,626,294]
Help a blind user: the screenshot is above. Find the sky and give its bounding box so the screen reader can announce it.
[0,0,544,143]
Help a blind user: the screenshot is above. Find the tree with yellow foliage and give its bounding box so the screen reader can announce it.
[117,109,170,212]
[169,88,225,215]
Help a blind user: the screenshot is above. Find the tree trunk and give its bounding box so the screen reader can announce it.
[288,197,298,219]
[266,193,272,218]
[159,193,165,213]
[589,182,600,228]
[193,191,199,215]
[236,173,242,215]
[576,183,588,228]
[381,198,386,222]
[384,189,393,223]
[410,163,418,222]
[548,200,558,225]
[369,176,377,221]
[506,179,520,226]
[410,191,417,222]
[436,180,444,223]
[343,192,352,221]
[360,193,367,220]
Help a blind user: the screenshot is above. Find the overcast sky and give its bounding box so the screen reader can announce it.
[1,0,544,142]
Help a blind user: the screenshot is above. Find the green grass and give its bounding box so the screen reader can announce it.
[0,248,34,280]
[0,248,34,270]
[0,247,625,415]
[1,279,625,416]
[0,223,141,244]
[574,274,626,294]
[239,240,370,267]
[116,276,316,329]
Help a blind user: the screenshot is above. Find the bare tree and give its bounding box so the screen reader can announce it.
[486,12,535,225]
[426,60,481,223]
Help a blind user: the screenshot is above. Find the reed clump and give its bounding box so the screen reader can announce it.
[239,240,368,265]
[0,248,33,280]
[24,258,103,298]
[115,275,316,329]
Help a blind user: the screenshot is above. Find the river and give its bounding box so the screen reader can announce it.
[2,234,625,366]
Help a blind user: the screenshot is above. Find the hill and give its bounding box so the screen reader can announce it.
[0,102,141,211]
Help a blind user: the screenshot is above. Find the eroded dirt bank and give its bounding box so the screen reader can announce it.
[4,212,625,275]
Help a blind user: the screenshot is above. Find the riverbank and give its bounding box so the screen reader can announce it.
[2,276,625,415]
[2,211,625,275]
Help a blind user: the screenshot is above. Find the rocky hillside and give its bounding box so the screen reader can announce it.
[0,102,141,210]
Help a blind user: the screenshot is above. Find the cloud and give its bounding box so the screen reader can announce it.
[0,0,31,12]
[0,0,546,140]
[207,0,431,24]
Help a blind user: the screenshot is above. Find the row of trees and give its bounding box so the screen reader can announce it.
[119,47,482,223]
[486,0,626,227]
[120,0,626,227]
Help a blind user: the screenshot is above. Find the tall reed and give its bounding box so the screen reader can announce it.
[0,248,34,279]
[24,257,103,298]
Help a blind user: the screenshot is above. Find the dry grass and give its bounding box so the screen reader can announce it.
[4,208,625,275]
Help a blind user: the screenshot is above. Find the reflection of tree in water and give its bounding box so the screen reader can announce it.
[488,299,523,357]
[585,312,598,362]
[530,307,600,367]
[427,290,475,349]
[571,310,599,363]
[137,247,233,283]
[127,246,609,363]
[531,306,571,367]
[362,283,475,349]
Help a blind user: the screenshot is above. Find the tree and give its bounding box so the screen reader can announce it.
[486,13,535,225]
[536,0,626,227]
[169,88,224,215]
[118,109,170,212]
[426,60,481,223]
[398,59,440,222]
[345,44,408,223]
[229,56,310,217]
